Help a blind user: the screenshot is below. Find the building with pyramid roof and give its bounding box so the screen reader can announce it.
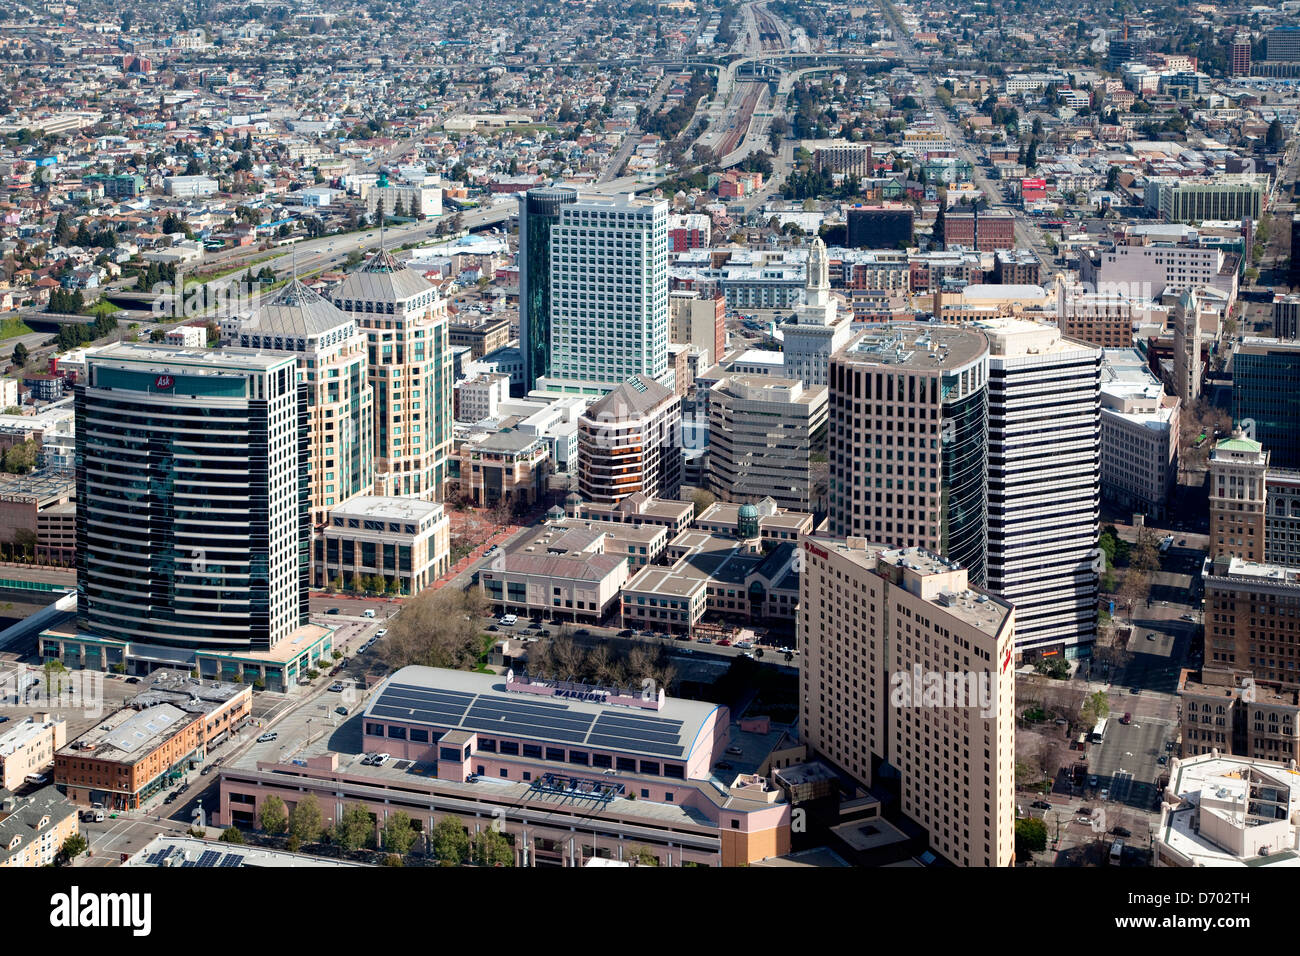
[331,249,453,500]
[228,278,374,528]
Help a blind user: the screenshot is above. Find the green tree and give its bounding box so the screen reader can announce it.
[334,804,374,851]
[1014,817,1048,857]
[381,811,417,856]
[61,833,89,861]
[3,439,38,475]
[630,844,659,866]
[288,794,324,845]
[259,794,288,835]
[474,828,514,866]
[1081,691,1110,728]
[430,814,470,865]
[11,341,28,368]
[219,826,245,844]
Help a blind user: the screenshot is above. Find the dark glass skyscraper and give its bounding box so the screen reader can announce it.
[1233,338,1300,470]
[75,344,308,651]
[517,186,577,391]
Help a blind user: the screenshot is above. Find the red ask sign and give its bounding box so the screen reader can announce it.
[155,375,174,390]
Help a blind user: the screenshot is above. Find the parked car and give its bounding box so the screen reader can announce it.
[362,609,376,619]
[375,628,388,638]
[697,637,713,644]
[1088,775,1099,788]
[257,732,278,743]
[1099,789,1110,801]
[717,639,732,646]
[618,629,634,638]
[1031,800,1052,810]
[1110,826,1132,838]
[1120,713,1132,724]
[335,706,349,716]
[326,608,341,615]
[329,682,345,692]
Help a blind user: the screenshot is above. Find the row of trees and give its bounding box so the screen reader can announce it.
[526,633,678,694]
[231,796,513,866]
[380,585,492,671]
[54,309,118,352]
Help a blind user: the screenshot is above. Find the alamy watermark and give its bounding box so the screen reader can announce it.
[890,663,997,718]
[1,663,104,718]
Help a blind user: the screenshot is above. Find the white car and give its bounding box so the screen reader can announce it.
[376,628,388,637]
[499,614,517,626]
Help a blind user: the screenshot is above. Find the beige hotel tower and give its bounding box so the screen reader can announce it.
[798,536,1016,866]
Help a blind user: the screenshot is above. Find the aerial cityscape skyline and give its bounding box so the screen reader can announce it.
[0,0,1293,906]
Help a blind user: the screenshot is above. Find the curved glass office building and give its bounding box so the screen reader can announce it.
[828,324,990,585]
[75,344,309,651]
[517,186,577,391]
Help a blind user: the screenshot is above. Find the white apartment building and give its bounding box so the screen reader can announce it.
[545,195,671,390]
[1081,238,1237,301]
[0,715,66,792]
[980,319,1101,655]
[163,175,219,198]
[706,374,828,512]
[367,183,443,219]
[798,538,1016,867]
[1099,349,1180,519]
[164,325,207,348]
[454,372,511,423]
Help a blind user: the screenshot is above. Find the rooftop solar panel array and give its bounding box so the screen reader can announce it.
[368,679,696,759]
[219,854,244,867]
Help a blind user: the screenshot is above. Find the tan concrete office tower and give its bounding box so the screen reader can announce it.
[231,279,373,527]
[1209,432,1269,563]
[331,251,453,500]
[706,374,828,512]
[798,537,1016,867]
[828,324,991,584]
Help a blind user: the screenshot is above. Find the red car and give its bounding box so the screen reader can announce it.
[1120,713,1132,724]
[717,639,732,646]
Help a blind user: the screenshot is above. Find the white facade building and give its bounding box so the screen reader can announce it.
[781,238,853,387]
[980,319,1102,654]
[544,195,671,390]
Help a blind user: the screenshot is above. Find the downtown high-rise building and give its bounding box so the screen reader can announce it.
[331,251,453,500]
[828,324,991,585]
[798,537,1016,866]
[231,278,373,526]
[980,319,1101,654]
[781,237,853,388]
[74,344,308,652]
[543,194,671,392]
[517,186,578,391]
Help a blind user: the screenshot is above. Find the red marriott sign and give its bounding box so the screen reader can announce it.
[803,541,829,561]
